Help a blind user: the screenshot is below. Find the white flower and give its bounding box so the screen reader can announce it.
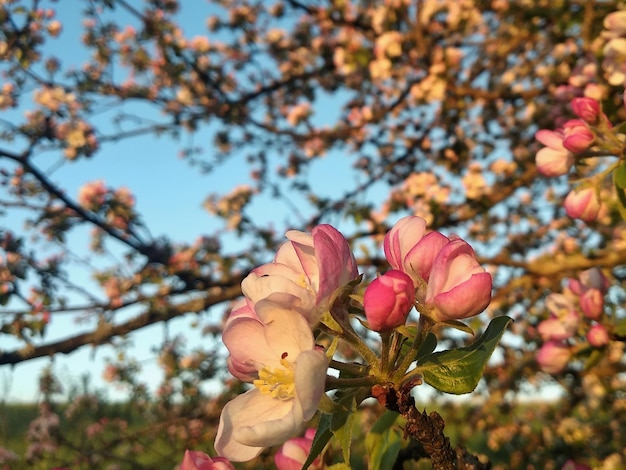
[215,301,328,462]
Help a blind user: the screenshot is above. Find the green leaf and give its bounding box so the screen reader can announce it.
[332,397,356,464]
[416,316,512,394]
[614,162,626,189]
[302,414,333,470]
[415,332,438,361]
[583,348,604,371]
[365,411,404,470]
[326,464,352,470]
[440,319,475,335]
[613,169,626,221]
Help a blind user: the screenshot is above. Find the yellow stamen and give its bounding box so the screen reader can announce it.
[253,355,296,400]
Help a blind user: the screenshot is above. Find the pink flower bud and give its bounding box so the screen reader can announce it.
[424,239,492,321]
[535,130,574,177]
[575,267,610,294]
[562,459,592,470]
[181,450,235,470]
[364,270,415,331]
[274,428,321,470]
[564,187,601,222]
[537,311,579,341]
[384,216,427,272]
[561,120,594,153]
[587,324,610,348]
[579,288,604,320]
[537,341,572,374]
[571,97,601,124]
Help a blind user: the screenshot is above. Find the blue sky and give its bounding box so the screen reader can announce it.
[0,1,389,402]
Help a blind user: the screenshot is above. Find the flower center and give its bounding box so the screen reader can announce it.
[253,354,296,400]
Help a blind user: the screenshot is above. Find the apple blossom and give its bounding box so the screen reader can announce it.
[570,97,601,124]
[535,129,574,176]
[537,311,580,341]
[383,216,449,286]
[274,428,321,470]
[561,119,594,153]
[569,268,610,295]
[537,341,572,374]
[180,450,235,470]
[215,301,328,461]
[587,324,610,348]
[242,224,358,326]
[424,239,492,322]
[564,187,601,222]
[364,270,415,332]
[579,288,604,320]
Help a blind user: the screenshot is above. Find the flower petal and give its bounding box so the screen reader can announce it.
[215,389,293,461]
[256,301,315,359]
[294,349,329,421]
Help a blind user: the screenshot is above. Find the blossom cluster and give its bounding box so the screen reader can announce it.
[536,268,616,374]
[180,216,493,465]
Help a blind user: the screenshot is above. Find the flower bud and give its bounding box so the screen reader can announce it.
[537,311,579,341]
[564,187,601,222]
[571,97,601,124]
[579,288,604,320]
[535,129,574,177]
[274,428,321,470]
[364,270,415,331]
[424,239,492,321]
[561,120,594,153]
[537,341,572,374]
[587,324,610,348]
[181,450,235,470]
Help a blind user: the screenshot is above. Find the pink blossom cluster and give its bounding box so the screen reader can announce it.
[536,268,611,374]
[186,219,492,464]
[77,181,137,230]
[364,216,492,330]
[535,97,612,222]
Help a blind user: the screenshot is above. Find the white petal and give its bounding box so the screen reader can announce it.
[255,301,315,358]
[294,349,329,420]
[215,389,272,461]
[231,391,302,448]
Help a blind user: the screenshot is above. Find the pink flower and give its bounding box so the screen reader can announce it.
[587,324,610,348]
[383,216,449,285]
[579,288,604,320]
[242,224,358,325]
[537,311,580,341]
[564,187,601,222]
[424,239,492,321]
[570,97,601,124]
[535,129,575,176]
[364,270,415,332]
[562,459,592,470]
[537,341,572,374]
[274,428,321,470]
[180,450,235,470]
[569,268,610,295]
[561,119,594,153]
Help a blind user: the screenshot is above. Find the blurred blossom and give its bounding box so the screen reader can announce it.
[537,341,572,374]
[587,324,610,348]
[561,119,594,153]
[274,428,321,470]
[579,288,604,320]
[537,311,579,341]
[535,129,574,176]
[564,187,601,222]
[180,450,235,470]
[570,97,601,124]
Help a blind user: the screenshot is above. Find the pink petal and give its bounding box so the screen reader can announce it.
[294,349,328,421]
[384,216,427,271]
[431,272,492,320]
[313,224,357,302]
